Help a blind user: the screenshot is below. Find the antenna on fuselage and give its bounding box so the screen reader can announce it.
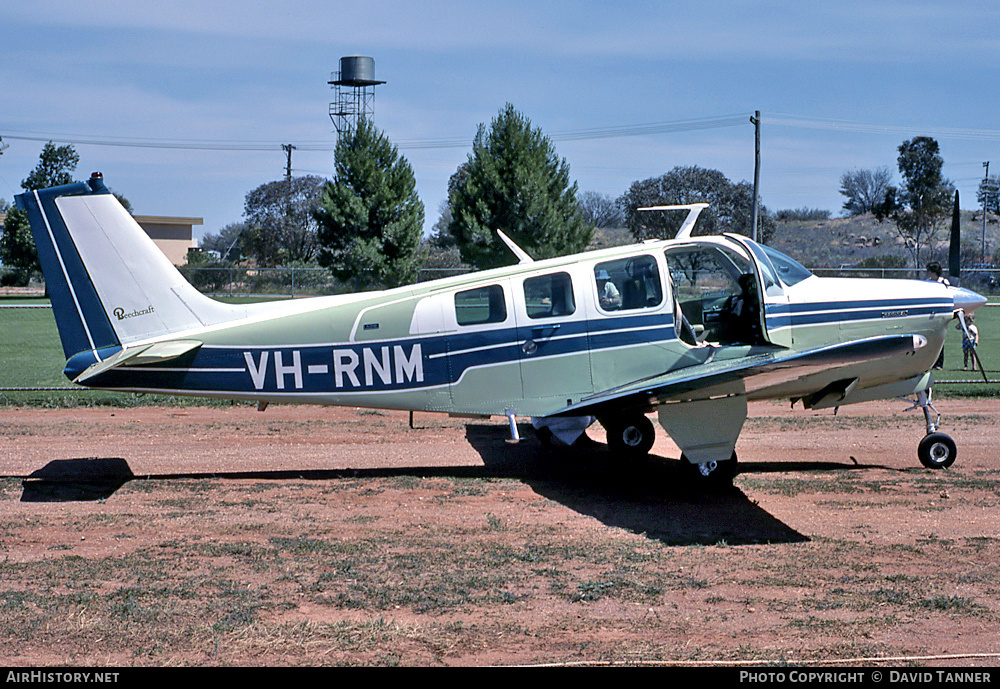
[637,203,710,240]
[497,229,534,264]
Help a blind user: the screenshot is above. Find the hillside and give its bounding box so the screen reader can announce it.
[770,210,1000,272]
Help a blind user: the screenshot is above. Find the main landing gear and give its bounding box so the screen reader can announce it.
[906,389,957,469]
[601,412,739,485]
[602,414,656,459]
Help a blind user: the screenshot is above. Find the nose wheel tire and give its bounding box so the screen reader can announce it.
[918,432,956,469]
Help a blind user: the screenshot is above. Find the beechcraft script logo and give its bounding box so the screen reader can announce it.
[113,305,155,320]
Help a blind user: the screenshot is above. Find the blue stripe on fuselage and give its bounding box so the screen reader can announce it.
[764,297,952,329]
[76,312,678,395]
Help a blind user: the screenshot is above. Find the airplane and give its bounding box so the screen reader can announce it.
[15,173,988,484]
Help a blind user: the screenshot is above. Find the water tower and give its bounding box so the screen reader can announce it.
[329,56,386,139]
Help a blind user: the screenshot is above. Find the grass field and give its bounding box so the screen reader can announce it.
[0,296,997,405]
[0,297,287,407]
[935,303,1000,396]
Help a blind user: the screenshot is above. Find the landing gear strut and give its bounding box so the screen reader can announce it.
[906,389,957,469]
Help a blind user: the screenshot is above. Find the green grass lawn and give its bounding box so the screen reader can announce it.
[0,297,276,406]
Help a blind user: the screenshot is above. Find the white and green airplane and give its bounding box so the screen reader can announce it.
[16,173,987,482]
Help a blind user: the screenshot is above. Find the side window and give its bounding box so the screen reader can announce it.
[524,272,575,319]
[455,285,507,326]
[594,255,663,312]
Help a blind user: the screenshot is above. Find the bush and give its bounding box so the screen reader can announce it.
[776,208,832,221]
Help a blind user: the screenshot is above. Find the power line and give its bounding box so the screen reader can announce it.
[5,113,998,156]
[768,113,1000,142]
[0,114,750,154]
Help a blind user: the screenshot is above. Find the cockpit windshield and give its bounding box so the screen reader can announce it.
[759,244,813,286]
[726,234,814,288]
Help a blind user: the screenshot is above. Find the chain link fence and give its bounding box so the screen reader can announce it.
[178,266,338,297]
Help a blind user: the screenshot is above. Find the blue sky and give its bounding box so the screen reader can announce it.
[2,1,998,242]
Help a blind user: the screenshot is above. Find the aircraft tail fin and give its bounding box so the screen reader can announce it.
[15,174,245,368]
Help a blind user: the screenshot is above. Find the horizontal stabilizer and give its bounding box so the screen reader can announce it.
[74,340,202,384]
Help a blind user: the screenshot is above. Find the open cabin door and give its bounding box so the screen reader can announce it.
[723,235,793,348]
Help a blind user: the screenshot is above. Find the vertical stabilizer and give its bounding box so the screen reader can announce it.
[16,174,245,365]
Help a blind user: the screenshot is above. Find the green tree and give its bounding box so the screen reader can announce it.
[874,137,954,269]
[314,118,424,289]
[428,162,470,250]
[618,165,774,243]
[839,166,893,216]
[21,142,79,191]
[1,142,82,283]
[447,104,591,269]
[200,221,248,262]
[978,174,999,215]
[0,208,36,285]
[242,175,325,266]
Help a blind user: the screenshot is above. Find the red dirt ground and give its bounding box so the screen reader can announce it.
[0,398,998,667]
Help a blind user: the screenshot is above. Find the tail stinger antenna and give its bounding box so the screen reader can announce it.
[637,203,710,240]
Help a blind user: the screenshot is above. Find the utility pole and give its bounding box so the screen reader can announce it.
[282,144,297,268]
[750,111,761,242]
[983,161,990,267]
[282,144,296,185]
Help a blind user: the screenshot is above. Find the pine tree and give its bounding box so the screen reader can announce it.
[447,104,591,270]
[314,118,425,289]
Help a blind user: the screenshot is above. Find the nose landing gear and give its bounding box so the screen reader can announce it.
[906,389,957,469]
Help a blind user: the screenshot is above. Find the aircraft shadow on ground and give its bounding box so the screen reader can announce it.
[19,457,136,502]
[14,424,889,547]
[462,423,811,547]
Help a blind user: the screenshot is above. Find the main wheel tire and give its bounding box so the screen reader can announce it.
[918,432,957,469]
[605,415,655,458]
[681,452,739,486]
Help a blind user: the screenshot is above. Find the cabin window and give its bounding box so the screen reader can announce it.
[455,285,507,326]
[524,272,575,319]
[594,255,663,312]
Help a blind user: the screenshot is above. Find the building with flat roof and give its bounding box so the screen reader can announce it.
[0,212,200,267]
[132,215,201,265]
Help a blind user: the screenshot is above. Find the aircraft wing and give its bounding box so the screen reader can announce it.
[557,334,926,418]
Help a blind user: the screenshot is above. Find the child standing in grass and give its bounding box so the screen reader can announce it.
[959,314,980,371]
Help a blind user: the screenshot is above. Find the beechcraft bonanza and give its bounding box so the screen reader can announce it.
[16,173,988,482]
